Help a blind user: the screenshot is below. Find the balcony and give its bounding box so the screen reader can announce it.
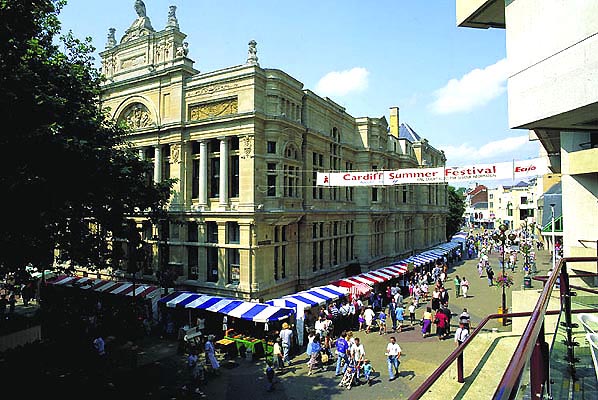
[456,0,504,29]
[567,147,598,176]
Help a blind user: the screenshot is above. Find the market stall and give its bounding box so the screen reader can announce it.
[158,291,294,359]
[47,275,162,319]
[265,284,347,345]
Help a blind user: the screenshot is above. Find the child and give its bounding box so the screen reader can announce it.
[358,310,365,331]
[408,302,416,326]
[362,359,376,386]
[378,309,387,335]
[266,360,275,392]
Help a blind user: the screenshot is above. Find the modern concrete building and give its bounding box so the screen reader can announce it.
[457,0,598,272]
[98,3,448,300]
[488,180,537,230]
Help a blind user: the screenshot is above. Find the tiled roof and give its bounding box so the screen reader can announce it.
[398,123,421,142]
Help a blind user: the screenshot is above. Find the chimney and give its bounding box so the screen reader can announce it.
[389,107,399,137]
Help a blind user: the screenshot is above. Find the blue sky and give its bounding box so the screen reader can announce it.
[58,0,540,174]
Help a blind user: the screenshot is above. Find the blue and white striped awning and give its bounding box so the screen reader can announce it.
[452,232,468,241]
[158,292,294,323]
[265,285,347,312]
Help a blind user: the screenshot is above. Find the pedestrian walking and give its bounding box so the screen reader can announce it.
[385,336,402,381]
[388,298,398,332]
[461,277,470,298]
[279,322,293,366]
[421,307,433,338]
[408,302,416,326]
[335,331,350,376]
[455,322,470,346]
[487,266,495,286]
[350,337,366,382]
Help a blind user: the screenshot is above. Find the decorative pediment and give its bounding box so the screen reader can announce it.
[118,103,153,129]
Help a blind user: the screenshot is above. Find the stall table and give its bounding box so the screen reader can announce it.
[224,335,272,358]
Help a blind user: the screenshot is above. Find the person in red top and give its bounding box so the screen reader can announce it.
[435,310,449,340]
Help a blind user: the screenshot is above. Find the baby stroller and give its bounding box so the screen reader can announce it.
[338,359,358,390]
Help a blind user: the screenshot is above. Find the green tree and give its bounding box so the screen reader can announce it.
[0,0,172,274]
[446,185,466,239]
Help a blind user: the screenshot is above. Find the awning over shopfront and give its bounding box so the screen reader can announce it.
[158,292,294,323]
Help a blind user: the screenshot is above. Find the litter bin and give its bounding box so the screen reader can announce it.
[524,276,532,289]
[498,306,508,325]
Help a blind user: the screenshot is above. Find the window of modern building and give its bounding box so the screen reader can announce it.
[521,196,528,204]
[267,141,276,154]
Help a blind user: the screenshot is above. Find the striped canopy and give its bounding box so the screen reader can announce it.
[48,275,161,299]
[158,292,294,323]
[265,284,347,312]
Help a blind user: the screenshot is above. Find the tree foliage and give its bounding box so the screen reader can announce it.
[446,185,466,239]
[0,0,172,273]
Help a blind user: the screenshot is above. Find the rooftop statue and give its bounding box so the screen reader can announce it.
[121,0,155,43]
[166,5,179,29]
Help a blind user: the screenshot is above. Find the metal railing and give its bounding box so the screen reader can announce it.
[408,256,598,400]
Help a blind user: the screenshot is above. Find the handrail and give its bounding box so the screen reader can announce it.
[533,274,598,295]
[407,310,551,400]
[494,256,598,399]
[408,256,598,400]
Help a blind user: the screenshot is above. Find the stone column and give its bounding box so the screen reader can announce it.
[153,145,162,183]
[198,140,208,207]
[219,137,229,207]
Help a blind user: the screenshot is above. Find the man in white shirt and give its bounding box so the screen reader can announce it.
[350,337,366,382]
[455,322,470,346]
[385,336,401,381]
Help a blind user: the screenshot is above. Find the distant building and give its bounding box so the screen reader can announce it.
[464,184,491,228]
[97,2,448,300]
[488,180,537,230]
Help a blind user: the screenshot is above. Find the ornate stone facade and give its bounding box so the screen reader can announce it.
[99,2,448,300]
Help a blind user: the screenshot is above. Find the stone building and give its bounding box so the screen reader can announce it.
[99,2,448,300]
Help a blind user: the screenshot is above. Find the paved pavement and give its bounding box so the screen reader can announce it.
[1,245,554,399]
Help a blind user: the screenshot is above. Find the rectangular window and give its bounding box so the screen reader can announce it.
[274,246,279,281]
[521,196,528,204]
[312,242,317,272]
[229,155,239,197]
[206,221,218,243]
[372,188,378,202]
[192,159,199,198]
[207,247,218,282]
[281,246,286,279]
[210,158,219,197]
[227,248,240,284]
[188,222,198,242]
[267,141,276,153]
[267,163,276,197]
[188,247,198,280]
[227,222,240,244]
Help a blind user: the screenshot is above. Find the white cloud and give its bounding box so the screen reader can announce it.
[441,135,533,164]
[315,67,369,97]
[430,58,508,114]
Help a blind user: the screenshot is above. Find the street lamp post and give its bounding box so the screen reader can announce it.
[492,223,517,326]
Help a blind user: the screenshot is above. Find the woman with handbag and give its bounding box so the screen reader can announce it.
[307,333,324,375]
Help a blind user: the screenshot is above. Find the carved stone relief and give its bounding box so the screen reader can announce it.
[188,98,238,120]
[118,103,153,129]
[170,143,181,163]
[241,136,254,159]
[121,54,146,70]
[185,83,240,98]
